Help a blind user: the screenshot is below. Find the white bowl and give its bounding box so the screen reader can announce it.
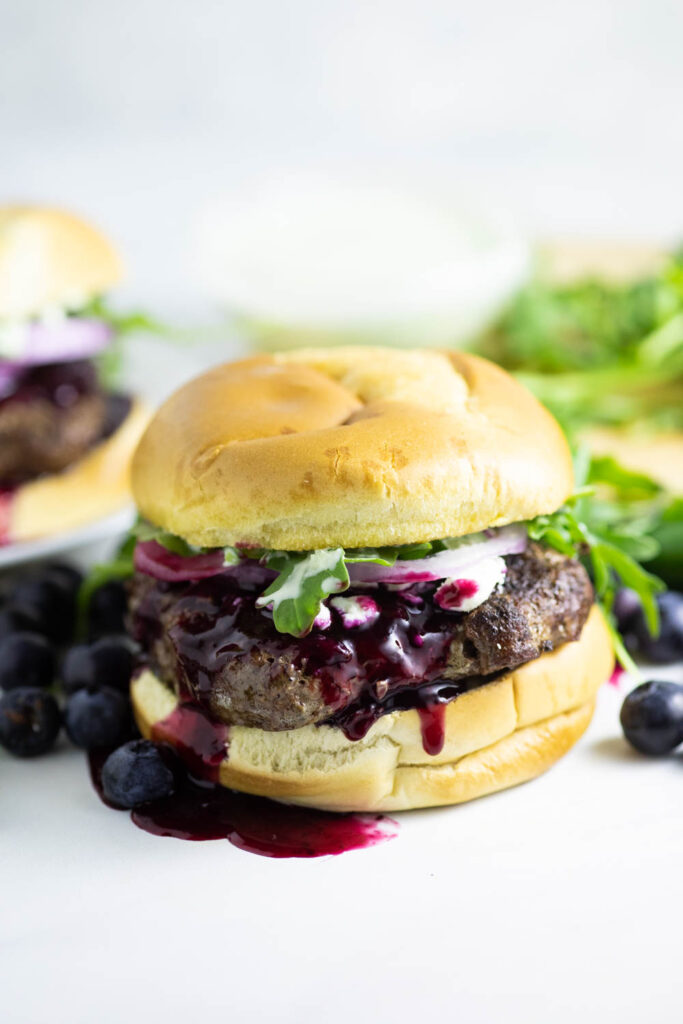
[193,179,531,349]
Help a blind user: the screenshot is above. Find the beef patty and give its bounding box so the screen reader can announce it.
[128,544,594,733]
[0,360,126,486]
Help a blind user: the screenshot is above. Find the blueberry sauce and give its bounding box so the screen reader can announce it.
[151,702,229,782]
[131,571,478,740]
[88,747,398,858]
[417,703,447,756]
[608,663,626,687]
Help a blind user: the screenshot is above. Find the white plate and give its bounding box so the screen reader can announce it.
[0,506,134,571]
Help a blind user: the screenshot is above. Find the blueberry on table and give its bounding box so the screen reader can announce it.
[630,591,683,664]
[0,607,27,639]
[101,740,177,808]
[0,688,61,757]
[64,687,131,749]
[62,636,134,695]
[620,680,683,755]
[0,632,56,690]
[8,572,77,644]
[87,580,128,639]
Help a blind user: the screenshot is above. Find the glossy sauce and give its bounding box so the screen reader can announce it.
[130,571,486,755]
[88,746,398,858]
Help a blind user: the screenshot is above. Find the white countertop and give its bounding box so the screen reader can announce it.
[3,666,682,1024]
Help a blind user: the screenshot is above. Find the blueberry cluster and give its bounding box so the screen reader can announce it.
[0,566,133,757]
[615,589,683,756]
[0,562,178,809]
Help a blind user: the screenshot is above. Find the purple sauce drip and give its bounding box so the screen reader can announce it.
[132,573,469,718]
[88,747,398,858]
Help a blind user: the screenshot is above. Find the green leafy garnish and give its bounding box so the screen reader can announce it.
[472,248,683,435]
[527,452,668,672]
[256,548,350,635]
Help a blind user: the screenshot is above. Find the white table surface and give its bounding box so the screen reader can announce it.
[3,662,682,1024]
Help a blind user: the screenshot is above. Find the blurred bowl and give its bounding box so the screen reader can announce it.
[193,179,530,349]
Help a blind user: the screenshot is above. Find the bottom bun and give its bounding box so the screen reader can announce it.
[132,605,612,812]
[8,399,148,544]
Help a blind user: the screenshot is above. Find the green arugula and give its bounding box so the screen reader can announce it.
[472,249,683,435]
[527,452,670,672]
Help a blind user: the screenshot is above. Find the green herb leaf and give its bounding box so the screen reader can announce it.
[256,549,350,636]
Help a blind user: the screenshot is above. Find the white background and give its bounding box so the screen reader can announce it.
[2,3,683,1021]
[2,0,683,308]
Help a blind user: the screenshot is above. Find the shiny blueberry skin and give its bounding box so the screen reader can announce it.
[64,687,131,749]
[620,680,683,755]
[0,632,56,690]
[87,581,128,639]
[631,592,683,663]
[8,573,77,644]
[101,740,177,808]
[0,688,61,757]
[0,607,27,639]
[62,636,135,695]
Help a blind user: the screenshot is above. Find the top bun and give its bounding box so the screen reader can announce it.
[0,205,123,319]
[132,347,574,550]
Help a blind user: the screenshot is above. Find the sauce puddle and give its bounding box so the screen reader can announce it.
[88,748,398,859]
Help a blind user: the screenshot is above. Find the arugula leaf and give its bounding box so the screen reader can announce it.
[256,549,350,636]
[472,249,683,435]
[527,490,665,671]
[82,296,170,339]
[130,519,200,558]
[131,518,240,564]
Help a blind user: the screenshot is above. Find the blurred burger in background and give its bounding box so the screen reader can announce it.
[0,206,149,546]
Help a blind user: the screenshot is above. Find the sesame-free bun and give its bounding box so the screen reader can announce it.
[132,605,611,813]
[132,347,574,551]
[0,205,123,319]
[8,400,148,543]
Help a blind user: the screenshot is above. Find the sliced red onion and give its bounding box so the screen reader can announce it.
[0,318,113,367]
[134,540,226,582]
[348,526,527,585]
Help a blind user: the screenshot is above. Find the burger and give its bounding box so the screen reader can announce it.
[0,205,148,545]
[127,346,614,812]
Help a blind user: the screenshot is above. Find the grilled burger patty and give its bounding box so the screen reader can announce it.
[0,360,129,486]
[129,544,594,733]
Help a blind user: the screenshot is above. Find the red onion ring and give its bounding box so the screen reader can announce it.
[0,318,113,368]
[347,526,527,584]
[134,540,226,582]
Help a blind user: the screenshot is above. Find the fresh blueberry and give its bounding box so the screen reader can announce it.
[631,591,683,663]
[0,632,56,690]
[613,589,642,635]
[62,636,135,695]
[64,687,131,749]
[101,740,177,808]
[0,607,26,639]
[87,581,128,639]
[8,572,77,644]
[0,688,61,757]
[620,680,683,755]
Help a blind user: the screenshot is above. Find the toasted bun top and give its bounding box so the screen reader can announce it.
[132,347,574,550]
[0,205,123,319]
